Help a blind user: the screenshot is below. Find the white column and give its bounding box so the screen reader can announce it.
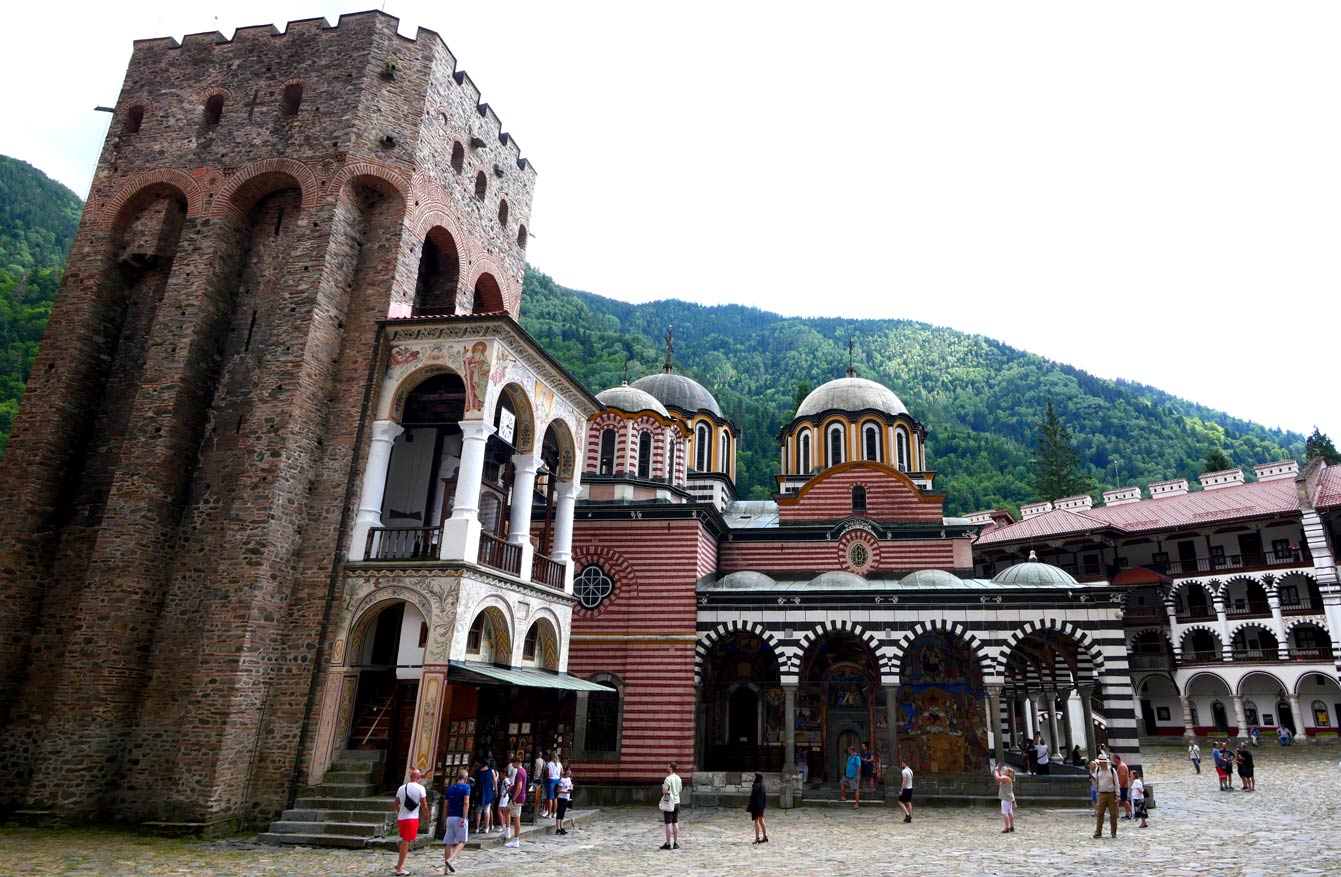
[1214,593,1232,660]
[1180,696,1195,739]
[1267,591,1289,660]
[507,452,541,575]
[440,420,495,563]
[1078,685,1097,758]
[348,419,404,561]
[1324,592,1341,661]
[1232,695,1247,739]
[1166,599,1182,659]
[551,480,582,592]
[1288,694,1305,737]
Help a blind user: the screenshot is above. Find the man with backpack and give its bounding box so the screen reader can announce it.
[393,767,427,876]
[1091,753,1120,839]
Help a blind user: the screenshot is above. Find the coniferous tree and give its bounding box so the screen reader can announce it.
[1305,428,1341,465]
[793,381,811,412]
[1203,448,1232,473]
[1031,401,1092,502]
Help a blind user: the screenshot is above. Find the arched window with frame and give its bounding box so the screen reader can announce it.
[719,431,729,474]
[599,428,617,475]
[827,423,845,467]
[475,170,487,200]
[450,141,465,173]
[798,430,812,474]
[863,422,882,462]
[581,674,624,756]
[852,484,867,513]
[895,427,910,472]
[637,431,652,479]
[203,93,224,126]
[695,423,710,472]
[280,82,303,116]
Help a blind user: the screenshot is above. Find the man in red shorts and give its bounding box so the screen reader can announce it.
[393,767,427,876]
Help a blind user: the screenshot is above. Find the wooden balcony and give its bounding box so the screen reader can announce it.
[366,526,442,562]
[1157,549,1310,578]
[1224,602,1272,619]
[1179,651,1223,665]
[531,552,565,591]
[1287,647,1332,662]
[1128,652,1175,672]
[478,530,522,577]
[1281,600,1321,616]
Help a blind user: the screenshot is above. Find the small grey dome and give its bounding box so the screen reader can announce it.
[901,569,964,588]
[796,377,908,419]
[991,551,1077,587]
[718,571,777,590]
[808,571,868,589]
[631,372,722,418]
[597,384,669,417]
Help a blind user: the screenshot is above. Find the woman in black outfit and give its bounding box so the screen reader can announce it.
[747,773,768,844]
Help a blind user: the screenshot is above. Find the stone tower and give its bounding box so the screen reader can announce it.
[0,12,555,830]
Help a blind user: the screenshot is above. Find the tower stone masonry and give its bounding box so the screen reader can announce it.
[0,11,538,831]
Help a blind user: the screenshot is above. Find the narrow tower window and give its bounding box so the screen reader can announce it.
[637,432,652,479]
[517,224,528,249]
[863,423,881,462]
[599,429,617,475]
[281,83,303,116]
[203,94,224,126]
[475,170,487,201]
[896,428,910,472]
[695,423,710,472]
[498,199,509,226]
[799,430,811,473]
[124,104,145,134]
[852,485,867,513]
[451,141,465,173]
[828,424,845,466]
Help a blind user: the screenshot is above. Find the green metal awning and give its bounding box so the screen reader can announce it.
[447,660,614,692]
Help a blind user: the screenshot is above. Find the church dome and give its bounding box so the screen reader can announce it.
[900,569,964,588]
[717,571,777,590]
[596,384,669,417]
[631,372,722,418]
[990,551,1078,587]
[796,376,907,419]
[808,571,868,589]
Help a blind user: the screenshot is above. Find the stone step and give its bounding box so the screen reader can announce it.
[256,832,368,849]
[337,749,386,763]
[294,796,393,810]
[312,782,377,797]
[281,808,392,824]
[266,820,385,837]
[320,770,374,784]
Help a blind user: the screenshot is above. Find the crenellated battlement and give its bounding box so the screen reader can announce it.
[124,10,533,174]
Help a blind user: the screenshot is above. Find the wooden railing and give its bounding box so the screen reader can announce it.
[1288,647,1331,661]
[1281,601,1320,615]
[1157,549,1309,577]
[1180,651,1223,665]
[366,526,441,561]
[478,531,521,576]
[1128,653,1175,672]
[1225,603,1272,618]
[532,552,565,590]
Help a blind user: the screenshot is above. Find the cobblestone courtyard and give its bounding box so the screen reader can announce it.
[3,745,1338,877]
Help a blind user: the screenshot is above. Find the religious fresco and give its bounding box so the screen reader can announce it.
[896,633,990,773]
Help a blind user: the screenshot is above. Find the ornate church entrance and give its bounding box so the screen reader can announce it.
[797,632,883,784]
[896,632,989,774]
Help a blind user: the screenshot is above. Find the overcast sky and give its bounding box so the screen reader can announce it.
[3,1,1337,442]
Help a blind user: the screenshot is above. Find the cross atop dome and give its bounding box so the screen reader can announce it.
[662,324,674,374]
[846,337,857,379]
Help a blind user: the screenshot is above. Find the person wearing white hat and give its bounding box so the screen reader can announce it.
[1091,753,1120,839]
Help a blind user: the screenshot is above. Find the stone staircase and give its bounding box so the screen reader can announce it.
[258,750,397,848]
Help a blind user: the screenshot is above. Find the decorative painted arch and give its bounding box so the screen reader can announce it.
[795,620,884,677]
[993,619,1103,683]
[1228,619,1279,639]
[464,595,515,663]
[492,381,536,452]
[380,363,466,424]
[540,417,579,481]
[405,204,474,265]
[886,620,990,679]
[695,621,786,684]
[1180,670,1233,696]
[1126,627,1174,648]
[343,584,434,668]
[570,544,639,618]
[211,156,321,219]
[1178,624,1221,647]
[329,160,412,205]
[522,610,563,669]
[1169,578,1222,602]
[99,169,207,224]
[1285,616,1330,634]
[463,257,515,315]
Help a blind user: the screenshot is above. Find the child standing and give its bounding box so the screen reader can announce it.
[994,764,1016,833]
[747,772,768,844]
[555,767,574,835]
[1130,769,1148,828]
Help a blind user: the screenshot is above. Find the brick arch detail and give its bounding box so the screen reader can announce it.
[210,156,321,219]
[1228,619,1280,640]
[463,256,516,316]
[404,205,475,267]
[343,584,434,669]
[893,619,995,681]
[570,545,639,619]
[695,621,785,685]
[1169,578,1222,602]
[328,160,412,203]
[794,620,884,679]
[98,169,207,224]
[199,84,235,103]
[993,619,1103,682]
[1284,616,1329,634]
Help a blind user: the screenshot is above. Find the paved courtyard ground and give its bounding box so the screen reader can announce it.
[2,744,1338,877]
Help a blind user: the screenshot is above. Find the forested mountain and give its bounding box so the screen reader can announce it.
[0,156,83,455]
[519,269,1305,512]
[0,156,1307,514]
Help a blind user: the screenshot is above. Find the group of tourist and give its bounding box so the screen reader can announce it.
[1191,739,1256,791]
[1087,751,1148,838]
[837,742,914,820]
[390,749,575,875]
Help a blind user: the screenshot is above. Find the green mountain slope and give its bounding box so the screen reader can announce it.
[0,156,83,454]
[0,156,1306,514]
[519,269,1305,512]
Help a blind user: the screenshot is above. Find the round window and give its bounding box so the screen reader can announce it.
[848,542,870,570]
[575,564,615,610]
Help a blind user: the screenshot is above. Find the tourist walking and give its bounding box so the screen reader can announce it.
[442,767,471,873]
[1113,754,1131,819]
[1092,753,1119,839]
[545,751,563,817]
[555,767,574,834]
[505,755,527,849]
[392,767,427,877]
[474,759,497,833]
[659,762,683,850]
[993,764,1016,833]
[1129,768,1148,829]
[841,744,862,808]
[1236,742,1255,791]
[533,751,547,816]
[498,759,516,841]
[1034,736,1051,775]
[1188,740,1201,774]
[747,772,769,844]
[860,741,875,792]
[898,757,914,823]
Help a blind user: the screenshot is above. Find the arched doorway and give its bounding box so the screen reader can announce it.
[1297,672,1341,736]
[348,599,428,789]
[701,630,781,771]
[898,632,989,773]
[1185,673,1232,735]
[797,631,882,784]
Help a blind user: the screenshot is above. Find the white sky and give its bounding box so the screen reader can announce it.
[3,1,1337,441]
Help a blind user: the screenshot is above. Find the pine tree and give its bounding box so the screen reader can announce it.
[794,381,811,411]
[1305,428,1341,465]
[1203,448,1231,473]
[1031,401,1092,502]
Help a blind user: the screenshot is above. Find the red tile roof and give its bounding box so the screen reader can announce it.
[976,477,1302,546]
[1316,466,1341,510]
